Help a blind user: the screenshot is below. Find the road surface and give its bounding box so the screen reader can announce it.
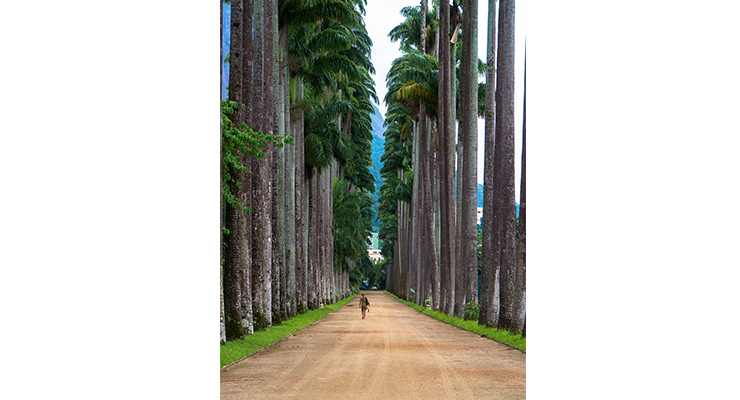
[221,291,525,399]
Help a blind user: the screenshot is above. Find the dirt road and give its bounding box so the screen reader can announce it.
[221,291,525,399]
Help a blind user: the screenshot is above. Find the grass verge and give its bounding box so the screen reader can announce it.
[386,291,526,352]
[220,293,358,369]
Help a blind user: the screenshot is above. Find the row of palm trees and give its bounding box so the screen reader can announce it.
[378,0,525,334]
[220,0,377,343]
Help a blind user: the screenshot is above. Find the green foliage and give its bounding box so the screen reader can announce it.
[463,301,480,321]
[385,51,440,117]
[388,5,439,55]
[221,100,292,213]
[333,179,374,274]
[220,293,358,368]
[352,256,387,289]
[386,292,526,352]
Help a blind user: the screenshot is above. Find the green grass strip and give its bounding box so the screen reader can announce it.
[220,293,358,369]
[386,291,526,352]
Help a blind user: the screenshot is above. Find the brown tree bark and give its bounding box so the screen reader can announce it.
[268,0,282,326]
[480,0,498,327]
[251,0,273,331]
[461,0,479,315]
[513,48,526,331]
[282,25,297,318]
[294,79,307,314]
[493,0,521,333]
[223,0,245,341]
[240,0,255,337]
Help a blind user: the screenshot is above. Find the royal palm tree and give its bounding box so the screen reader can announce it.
[223,0,246,341]
[514,46,526,332]
[251,0,273,331]
[437,0,457,316]
[389,5,439,56]
[461,0,479,315]
[493,0,521,333]
[480,0,498,327]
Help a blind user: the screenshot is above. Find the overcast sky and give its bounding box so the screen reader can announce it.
[365,0,525,197]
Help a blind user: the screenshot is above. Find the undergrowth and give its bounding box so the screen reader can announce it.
[221,293,358,368]
[386,291,526,352]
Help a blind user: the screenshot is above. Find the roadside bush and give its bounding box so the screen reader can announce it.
[463,301,480,321]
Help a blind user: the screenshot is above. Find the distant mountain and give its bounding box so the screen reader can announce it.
[370,104,385,231]
[370,103,385,139]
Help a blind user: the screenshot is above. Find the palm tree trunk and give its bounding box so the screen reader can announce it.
[438,0,456,316]
[223,0,245,341]
[259,0,278,326]
[240,0,255,336]
[410,120,421,303]
[321,164,330,305]
[397,168,406,298]
[433,137,441,310]
[220,263,226,344]
[454,136,464,317]
[220,0,225,345]
[251,0,272,331]
[223,201,244,340]
[294,78,307,314]
[513,48,526,330]
[494,0,520,333]
[421,113,438,308]
[461,0,479,313]
[450,8,460,316]
[307,166,320,309]
[480,0,498,327]
[282,26,297,318]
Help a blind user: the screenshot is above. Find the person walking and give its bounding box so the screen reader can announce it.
[360,293,370,319]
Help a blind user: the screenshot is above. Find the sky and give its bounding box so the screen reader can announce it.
[365,0,526,197]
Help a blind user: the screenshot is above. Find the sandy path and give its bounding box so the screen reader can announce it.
[220,291,525,399]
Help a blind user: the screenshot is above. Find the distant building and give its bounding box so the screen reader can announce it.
[368,247,383,262]
[477,207,483,225]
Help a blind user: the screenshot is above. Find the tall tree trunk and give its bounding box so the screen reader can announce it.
[421,113,438,308]
[294,78,307,314]
[218,0,226,344]
[241,0,255,336]
[437,0,455,316]
[223,0,245,341]
[282,27,297,318]
[251,0,272,331]
[267,0,281,326]
[461,0,479,313]
[494,0,520,333]
[220,0,226,345]
[397,167,407,299]
[321,163,328,305]
[410,120,421,303]
[480,0,498,327]
[223,202,244,340]
[307,166,320,309]
[514,49,526,330]
[433,130,441,310]
[450,8,460,316]
[220,264,226,344]
[454,136,464,317]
